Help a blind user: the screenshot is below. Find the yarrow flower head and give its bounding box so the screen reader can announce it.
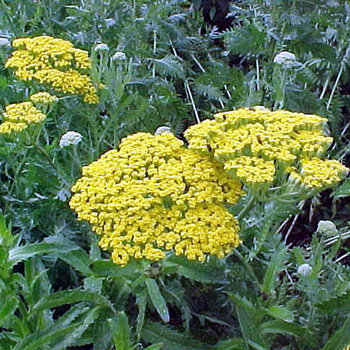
[297,263,312,277]
[70,132,243,266]
[5,36,99,104]
[0,37,11,48]
[59,131,83,147]
[316,220,337,236]
[30,92,58,104]
[0,102,46,134]
[94,43,109,52]
[184,107,348,192]
[111,51,126,61]
[273,51,298,68]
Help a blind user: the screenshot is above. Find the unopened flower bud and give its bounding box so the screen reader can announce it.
[111,51,126,61]
[316,220,337,236]
[94,43,109,52]
[155,126,173,136]
[297,263,312,277]
[274,51,297,68]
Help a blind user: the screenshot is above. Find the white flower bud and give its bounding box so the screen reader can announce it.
[94,43,109,52]
[59,131,83,148]
[273,51,297,68]
[316,220,337,236]
[105,18,116,28]
[297,263,312,277]
[0,37,11,48]
[111,51,126,61]
[155,126,172,136]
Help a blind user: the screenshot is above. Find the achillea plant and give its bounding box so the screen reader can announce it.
[5,36,99,103]
[185,107,348,192]
[0,101,46,134]
[70,132,243,266]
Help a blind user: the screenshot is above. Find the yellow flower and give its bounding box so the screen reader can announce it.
[70,132,243,266]
[30,92,58,104]
[185,107,347,191]
[6,36,99,104]
[0,102,46,134]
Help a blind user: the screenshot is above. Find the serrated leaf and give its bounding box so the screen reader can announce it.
[32,288,115,313]
[165,255,227,283]
[146,278,169,323]
[215,338,247,350]
[147,55,184,78]
[91,260,138,279]
[259,320,304,337]
[142,321,211,350]
[13,305,98,350]
[0,297,18,326]
[333,178,350,199]
[316,290,350,314]
[266,306,294,323]
[110,312,132,350]
[143,344,164,350]
[322,315,350,350]
[262,243,287,295]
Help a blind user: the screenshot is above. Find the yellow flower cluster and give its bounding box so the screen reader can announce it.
[70,133,243,266]
[30,92,58,104]
[6,36,98,104]
[0,102,46,134]
[288,158,348,189]
[185,107,347,190]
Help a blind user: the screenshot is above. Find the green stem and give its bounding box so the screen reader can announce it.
[32,142,70,187]
[237,195,256,220]
[232,248,260,287]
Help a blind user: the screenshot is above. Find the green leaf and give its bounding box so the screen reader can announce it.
[333,178,350,199]
[13,305,100,350]
[229,294,266,348]
[322,315,350,350]
[142,321,211,350]
[56,248,93,276]
[215,338,247,350]
[165,255,227,284]
[110,312,132,350]
[146,278,170,323]
[91,260,138,279]
[136,291,147,339]
[266,306,294,323]
[32,288,115,313]
[259,320,304,337]
[0,296,18,326]
[143,344,164,350]
[8,237,81,266]
[262,243,287,295]
[147,55,184,78]
[316,290,350,314]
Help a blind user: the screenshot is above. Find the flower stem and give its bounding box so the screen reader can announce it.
[237,195,256,220]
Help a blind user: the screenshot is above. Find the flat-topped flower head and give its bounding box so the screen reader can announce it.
[70,132,243,266]
[59,131,83,147]
[185,107,348,191]
[30,92,58,104]
[0,102,46,134]
[6,36,99,104]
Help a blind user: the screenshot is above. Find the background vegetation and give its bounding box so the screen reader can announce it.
[1,0,350,349]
